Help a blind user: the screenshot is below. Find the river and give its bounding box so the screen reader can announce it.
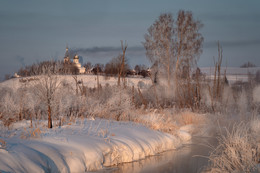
[104,136,217,173]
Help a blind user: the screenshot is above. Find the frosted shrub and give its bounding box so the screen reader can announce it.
[156,85,175,105]
[250,116,260,135]
[87,101,104,118]
[56,91,74,117]
[137,110,177,133]
[221,86,235,112]
[85,85,115,118]
[105,87,133,120]
[253,85,260,103]
[201,88,212,108]
[256,70,260,83]
[83,85,134,120]
[0,87,13,99]
[207,122,260,173]
[137,81,146,89]
[141,84,175,108]
[55,92,77,118]
[97,85,113,104]
[141,87,157,107]
[0,93,19,127]
[177,111,206,126]
[237,89,248,114]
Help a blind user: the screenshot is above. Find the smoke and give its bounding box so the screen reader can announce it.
[15,55,26,67]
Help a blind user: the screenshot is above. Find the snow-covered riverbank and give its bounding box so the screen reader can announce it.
[0,118,190,172]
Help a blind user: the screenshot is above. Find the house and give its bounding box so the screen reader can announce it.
[13,73,20,78]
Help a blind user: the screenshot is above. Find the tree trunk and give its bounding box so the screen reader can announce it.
[118,41,127,87]
[132,86,135,106]
[48,105,52,128]
[97,64,100,96]
[30,113,33,128]
[19,111,22,121]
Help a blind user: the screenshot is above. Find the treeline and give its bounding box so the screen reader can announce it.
[15,55,150,78]
[17,61,79,77]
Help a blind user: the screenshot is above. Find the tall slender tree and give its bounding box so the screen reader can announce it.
[143,10,203,88]
[118,40,128,87]
[143,13,175,87]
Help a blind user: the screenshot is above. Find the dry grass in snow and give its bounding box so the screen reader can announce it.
[206,121,260,173]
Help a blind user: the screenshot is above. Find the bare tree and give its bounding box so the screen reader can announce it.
[34,71,61,128]
[105,54,130,76]
[84,62,92,72]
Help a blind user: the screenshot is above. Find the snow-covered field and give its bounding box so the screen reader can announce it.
[0,67,259,172]
[0,74,152,91]
[0,118,191,172]
[2,67,258,90]
[200,67,260,84]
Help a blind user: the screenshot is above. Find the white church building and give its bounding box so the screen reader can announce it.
[63,46,85,74]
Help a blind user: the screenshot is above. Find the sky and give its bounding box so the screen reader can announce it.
[0,0,260,80]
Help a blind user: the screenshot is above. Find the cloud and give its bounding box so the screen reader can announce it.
[71,39,260,58]
[71,46,144,54]
[200,13,260,23]
[204,39,260,49]
[70,46,146,59]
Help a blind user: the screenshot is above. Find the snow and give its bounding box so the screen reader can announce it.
[0,74,152,91]
[177,130,192,141]
[200,67,260,84]
[1,67,258,172]
[0,119,187,172]
[1,67,258,91]
[200,67,260,75]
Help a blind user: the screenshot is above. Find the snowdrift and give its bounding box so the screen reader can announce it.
[0,119,185,172]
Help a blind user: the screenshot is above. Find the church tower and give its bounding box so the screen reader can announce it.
[64,45,70,63]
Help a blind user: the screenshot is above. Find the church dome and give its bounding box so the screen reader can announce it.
[74,54,79,59]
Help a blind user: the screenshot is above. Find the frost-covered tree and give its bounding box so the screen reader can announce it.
[143,10,203,87]
[33,72,61,128]
[0,89,19,127]
[143,13,175,87]
[174,10,203,76]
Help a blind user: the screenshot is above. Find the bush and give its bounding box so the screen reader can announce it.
[256,70,260,84]
[206,122,260,173]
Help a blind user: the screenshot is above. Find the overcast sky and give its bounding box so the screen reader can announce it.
[0,0,260,80]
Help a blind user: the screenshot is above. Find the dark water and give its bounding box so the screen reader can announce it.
[108,137,217,173]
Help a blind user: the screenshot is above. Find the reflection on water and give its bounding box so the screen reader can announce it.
[109,137,217,173]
